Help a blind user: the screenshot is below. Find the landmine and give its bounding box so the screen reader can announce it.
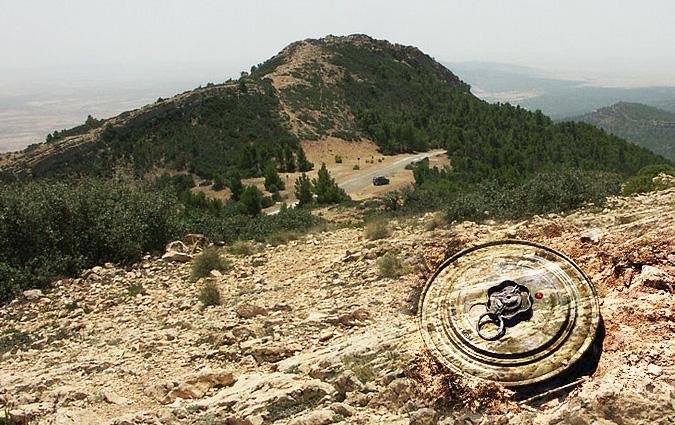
[419,240,600,387]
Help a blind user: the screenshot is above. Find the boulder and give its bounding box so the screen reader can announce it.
[235,303,268,319]
[409,408,438,425]
[101,390,131,405]
[22,289,44,301]
[167,369,235,401]
[632,265,674,293]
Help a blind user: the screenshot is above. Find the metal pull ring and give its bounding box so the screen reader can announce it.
[477,312,505,340]
[475,280,533,341]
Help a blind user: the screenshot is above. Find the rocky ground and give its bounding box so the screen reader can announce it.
[1,188,674,425]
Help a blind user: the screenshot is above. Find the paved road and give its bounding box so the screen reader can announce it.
[267,150,445,215]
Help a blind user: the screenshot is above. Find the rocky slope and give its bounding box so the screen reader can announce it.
[1,188,674,424]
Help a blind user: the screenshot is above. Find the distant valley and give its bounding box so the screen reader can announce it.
[447,61,675,119]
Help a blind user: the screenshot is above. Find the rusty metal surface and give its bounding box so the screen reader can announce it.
[419,240,600,387]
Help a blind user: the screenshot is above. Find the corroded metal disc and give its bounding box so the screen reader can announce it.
[419,240,600,387]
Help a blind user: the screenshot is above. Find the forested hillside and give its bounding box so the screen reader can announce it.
[1,35,667,183]
[568,102,675,161]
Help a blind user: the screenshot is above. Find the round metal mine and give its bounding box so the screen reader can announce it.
[419,240,600,387]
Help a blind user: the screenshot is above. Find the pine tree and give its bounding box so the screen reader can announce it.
[312,163,349,204]
[284,148,297,172]
[263,162,285,192]
[227,172,244,201]
[296,147,314,172]
[294,173,313,206]
[239,185,263,216]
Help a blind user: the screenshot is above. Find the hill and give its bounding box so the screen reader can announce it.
[568,102,675,161]
[0,35,668,183]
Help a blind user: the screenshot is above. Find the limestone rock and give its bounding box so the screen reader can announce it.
[22,289,44,301]
[580,228,603,243]
[409,408,438,425]
[633,265,674,293]
[101,390,131,405]
[195,372,336,421]
[287,408,335,425]
[53,407,102,425]
[166,368,235,402]
[235,302,268,319]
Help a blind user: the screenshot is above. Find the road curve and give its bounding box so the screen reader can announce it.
[267,150,445,215]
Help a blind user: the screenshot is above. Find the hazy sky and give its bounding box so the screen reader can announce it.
[2,0,675,90]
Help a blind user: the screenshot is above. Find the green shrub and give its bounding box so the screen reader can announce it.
[227,240,257,256]
[377,252,405,278]
[342,353,378,383]
[239,185,264,215]
[126,283,145,297]
[364,220,391,240]
[266,230,301,246]
[440,169,622,223]
[352,164,360,170]
[199,281,221,307]
[424,213,447,230]
[191,248,231,281]
[212,176,225,191]
[0,179,178,303]
[335,155,343,163]
[622,164,675,195]
[0,330,31,355]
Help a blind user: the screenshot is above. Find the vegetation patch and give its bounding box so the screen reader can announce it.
[364,220,392,240]
[342,353,378,383]
[199,281,222,307]
[622,164,675,195]
[191,248,231,281]
[0,330,31,354]
[227,240,258,256]
[377,252,405,278]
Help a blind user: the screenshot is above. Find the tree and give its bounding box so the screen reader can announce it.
[284,148,297,172]
[312,163,349,204]
[296,147,314,172]
[239,185,263,216]
[212,176,225,191]
[227,172,244,201]
[263,162,285,192]
[294,173,313,206]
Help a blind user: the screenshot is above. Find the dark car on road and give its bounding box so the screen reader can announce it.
[372,176,390,186]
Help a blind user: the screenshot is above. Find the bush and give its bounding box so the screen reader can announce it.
[352,164,360,170]
[199,281,221,307]
[424,213,447,230]
[191,248,231,281]
[127,283,145,297]
[622,164,675,195]
[364,220,391,240]
[335,155,343,163]
[239,185,264,215]
[440,169,623,223]
[377,252,404,278]
[212,176,225,191]
[227,240,257,256]
[0,179,179,303]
